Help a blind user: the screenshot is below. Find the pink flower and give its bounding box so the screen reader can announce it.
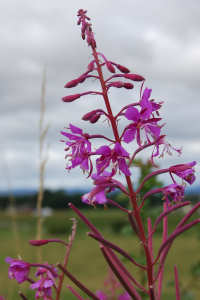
[151,135,182,164]
[123,108,161,145]
[140,88,153,119]
[61,124,92,173]
[162,184,185,205]
[5,257,30,284]
[118,291,131,300]
[82,171,126,205]
[170,161,197,184]
[95,290,108,300]
[82,188,109,205]
[123,88,161,145]
[30,266,57,300]
[95,143,131,176]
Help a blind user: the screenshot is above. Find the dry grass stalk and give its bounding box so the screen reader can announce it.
[36,67,49,259]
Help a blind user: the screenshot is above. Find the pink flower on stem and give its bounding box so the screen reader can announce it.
[123,105,161,145]
[82,171,127,205]
[169,161,197,184]
[151,135,182,164]
[140,88,162,119]
[5,257,30,284]
[82,186,109,205]
[123,88,162,145]
[61,124,92,173]
[30,266,57,300]
[95,142,131,176]
[162,184,185,205]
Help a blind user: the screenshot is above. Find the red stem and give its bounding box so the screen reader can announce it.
[67,285,85,300]
[149,201,191,238]
[58,264,99,300]
[88,231,146,269]
[56,219,77,300]
[126,177,156,299]
[136,168,169,194]
[157,202,168,299]
[174,265,181,300]
[92,46,156,299]
[101,246,142,300]
[92,48,120,142]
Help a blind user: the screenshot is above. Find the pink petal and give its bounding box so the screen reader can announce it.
[114,142,129,157]
[69,124,83,135]
[96,145,111,156]
[125,107,140,122]
[118,158,131,176]
[123,127,137,143]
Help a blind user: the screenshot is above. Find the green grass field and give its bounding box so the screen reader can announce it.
[1,209,200,299]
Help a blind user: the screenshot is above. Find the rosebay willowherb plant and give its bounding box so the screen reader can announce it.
[5,9,199,300]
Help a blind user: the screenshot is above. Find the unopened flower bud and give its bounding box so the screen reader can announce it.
[90,114,101,123]
[169,161,196,184]
[62,94,81,102]
[88,61,95,71]
[79,75,87,83]
[123,82,134,89]
[107,81,133,89]
[115,64,130,73]
[82,109,104,123]
[29,240,49,246]
[108,81,124,88]
[106,62,115,73]
[64,74,87,88]
[64,79,79,88]
[124,74,145,81]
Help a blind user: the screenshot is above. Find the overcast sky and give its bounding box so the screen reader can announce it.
[0,0,199,193]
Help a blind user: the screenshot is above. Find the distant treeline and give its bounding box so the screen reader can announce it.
[0,189,199,210]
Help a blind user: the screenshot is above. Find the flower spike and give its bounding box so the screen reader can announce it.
[77,9,96,48]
